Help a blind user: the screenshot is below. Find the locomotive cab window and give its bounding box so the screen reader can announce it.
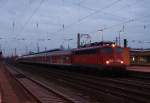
[74,49,97,55]
[115,47,123,53]
[101,47,113,53]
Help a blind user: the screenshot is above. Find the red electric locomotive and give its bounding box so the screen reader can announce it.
[17,41,130,71]
[72,41,129,70]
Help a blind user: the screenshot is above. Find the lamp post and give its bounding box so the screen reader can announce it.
[17,38,28,54]
[37,38,51,52]
[62,38,73,49]
[98,29,104,42]
[118,30,122,46]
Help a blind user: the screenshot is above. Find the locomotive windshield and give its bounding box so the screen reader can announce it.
[102,47,123,54]
[102,47,113,53]
[115,47,123,53]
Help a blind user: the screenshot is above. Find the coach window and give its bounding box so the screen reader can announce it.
[63,56,69,61]
[66,56,70,60]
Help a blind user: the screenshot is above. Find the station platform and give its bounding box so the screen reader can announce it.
[127,66,150,73]
[0,62,37,103]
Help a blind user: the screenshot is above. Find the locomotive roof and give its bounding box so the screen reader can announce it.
[74,44,121,51]
[79,41,115,48]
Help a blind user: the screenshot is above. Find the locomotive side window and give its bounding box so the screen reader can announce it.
[116,47,123,53]
[101,47,112,53]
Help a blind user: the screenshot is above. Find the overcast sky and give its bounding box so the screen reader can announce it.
[0,0,150,56]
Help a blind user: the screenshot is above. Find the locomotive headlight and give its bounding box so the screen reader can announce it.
[106,60,110,64]
[112,44,115,48]
[120,61,124,64]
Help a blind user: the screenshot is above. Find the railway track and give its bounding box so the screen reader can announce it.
[10,63,150,103]
[40,69,150,103]
[6,65,75,103]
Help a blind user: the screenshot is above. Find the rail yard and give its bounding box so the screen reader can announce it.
[0,60,149,103]
[0,0,150,103]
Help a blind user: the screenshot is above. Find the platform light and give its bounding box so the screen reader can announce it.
[132,57,135,62]
[106,60,110,64]
[120,61,124,64]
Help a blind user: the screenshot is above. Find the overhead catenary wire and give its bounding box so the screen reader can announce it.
[51,0,122,35]
[89,13,150,35]
[68,0,145,22]
[78,0,122,22]
[69,0,130,22]
[16,0,45,37]
[52,0,149,36]
[105,14,150,30]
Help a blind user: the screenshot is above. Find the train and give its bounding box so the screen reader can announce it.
[17,41,130,71]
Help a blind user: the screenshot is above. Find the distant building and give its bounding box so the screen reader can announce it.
[130,48,150,65]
